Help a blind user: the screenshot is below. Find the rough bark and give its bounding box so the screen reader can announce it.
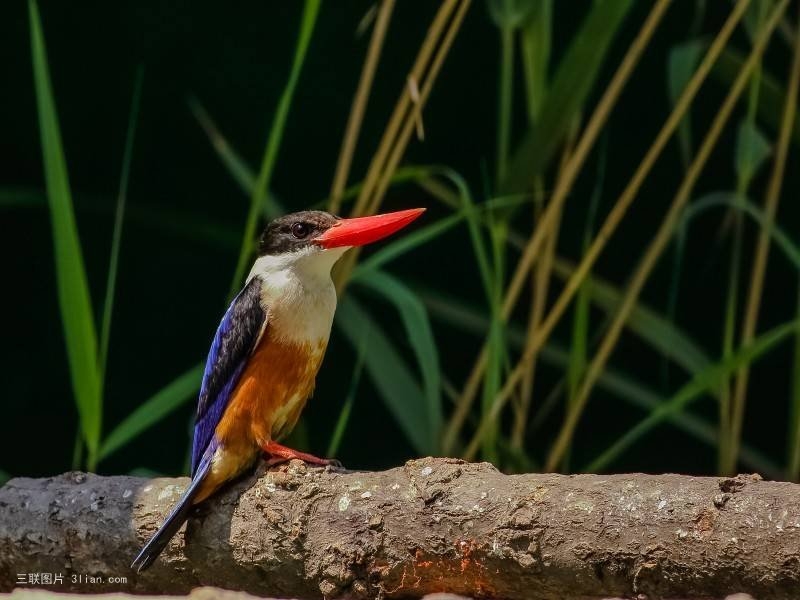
[0,458,798,599]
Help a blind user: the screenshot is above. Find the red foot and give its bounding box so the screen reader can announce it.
[261,441,341,468]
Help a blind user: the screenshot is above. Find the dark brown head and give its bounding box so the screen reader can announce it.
[258,211,339,256]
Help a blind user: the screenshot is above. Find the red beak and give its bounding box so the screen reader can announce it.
[317,208,425,249]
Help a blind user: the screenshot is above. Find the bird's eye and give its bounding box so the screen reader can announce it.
[291,222,310,239]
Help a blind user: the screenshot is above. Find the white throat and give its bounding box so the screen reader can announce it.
[246,246,349,344]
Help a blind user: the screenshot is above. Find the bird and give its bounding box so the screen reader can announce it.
[131,207,425,572]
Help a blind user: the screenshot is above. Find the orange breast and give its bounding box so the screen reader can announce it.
[214,330,327,451]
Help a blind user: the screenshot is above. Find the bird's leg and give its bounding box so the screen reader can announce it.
[261,440,341,468]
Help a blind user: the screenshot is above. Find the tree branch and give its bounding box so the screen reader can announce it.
[1,458,798,599]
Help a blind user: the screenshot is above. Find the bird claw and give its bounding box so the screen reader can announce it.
[261,440,343,469]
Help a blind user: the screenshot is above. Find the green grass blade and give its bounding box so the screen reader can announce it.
[482,217,511,461]
[29,0,102,469]
[188,96,286,218]
[486,0,532,28]
[481,315,505,462]
[326,328,368,458]
[735,120,772,190]
[336,296,435,455]
[520,0,552,123]
[681,193,800,268]
[667,39,704,169]
[402,166,498,308]
[581,354,782,478]
[667,216,689,385]
[99,67,144,381]
[99,363,203,462]
[356,212,464,274]
[712,47,800,145]
[188,95,257,197]
[487,0,525,186]
[574,351,781,477]
[351,270,442,445]
[743,0,773,43]
[459,179,496,309]
[496,20,513,186]
[230,0,321,294]
[0,470,10,486]
[719,242,740,471]
[551,259,713,376]
[319,165,445,211]
[722,48,766,469]
[0,187,243,250]
[421,287,781,477]
[568,139,607,404]
[71,431,83,470]
[351,194,534,284]
[586,319,800,473]
[0,176,495,262]
[0,186,47,208]
[788,284,800,480]
[566,256,591,416]
[502,0,634,192]
[678,192,800,461]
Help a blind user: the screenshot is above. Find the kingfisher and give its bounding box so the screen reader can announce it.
[131,207,425,572]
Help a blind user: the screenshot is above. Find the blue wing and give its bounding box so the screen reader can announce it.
[191,276,267,476]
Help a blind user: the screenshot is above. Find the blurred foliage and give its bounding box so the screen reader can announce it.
[4,0,800,482]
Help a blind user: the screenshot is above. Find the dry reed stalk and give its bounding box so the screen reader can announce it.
[510,129,577,450]
[442,0,675,454]
[542,0,789,472]
[511,200,561,449]
[329,0,396,214]
[364,0,471,218]
[726,3,800,475]
[333,0,466,292]
[351,0,457,219]
[459,0,754,461]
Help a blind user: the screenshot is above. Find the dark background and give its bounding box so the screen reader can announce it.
[2,1,798,479]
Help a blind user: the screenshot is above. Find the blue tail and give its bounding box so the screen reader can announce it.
[131,459,211,573]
